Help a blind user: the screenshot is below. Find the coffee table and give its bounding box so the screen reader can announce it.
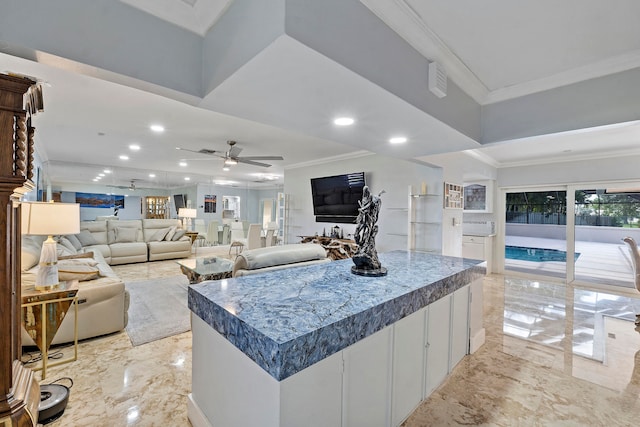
[176,257,234,284]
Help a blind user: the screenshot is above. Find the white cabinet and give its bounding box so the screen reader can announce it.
[462,235,493,274]
[343,327,393,426]
[424,295,451,396]
[463,181,493,213]
[408,186,442,253]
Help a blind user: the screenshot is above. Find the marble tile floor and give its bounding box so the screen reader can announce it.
[34,252,640,426]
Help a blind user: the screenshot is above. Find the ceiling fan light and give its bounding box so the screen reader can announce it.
[224,158,238,165]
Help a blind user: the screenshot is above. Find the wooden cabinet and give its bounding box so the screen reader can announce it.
[145,196,169,219]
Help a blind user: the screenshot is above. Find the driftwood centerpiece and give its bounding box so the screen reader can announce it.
[299,236,357,260]
[352,186,387,277]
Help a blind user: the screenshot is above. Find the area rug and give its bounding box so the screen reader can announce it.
[125,275,191,346]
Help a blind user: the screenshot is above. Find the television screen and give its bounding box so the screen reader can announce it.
[310,172,365,223]
[174,194,186,214]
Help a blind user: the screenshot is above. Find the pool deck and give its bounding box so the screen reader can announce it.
[505,236,635,288]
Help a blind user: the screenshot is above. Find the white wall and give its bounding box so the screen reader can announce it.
[284,153,442,253]
[420,152,498,256]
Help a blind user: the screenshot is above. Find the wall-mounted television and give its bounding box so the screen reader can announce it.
[310,172,365,224]
[173,194,187,214]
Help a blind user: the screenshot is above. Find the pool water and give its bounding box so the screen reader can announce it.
[505,246,580,262]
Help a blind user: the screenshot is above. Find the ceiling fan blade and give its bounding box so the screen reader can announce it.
[236,158,273,168]
[176,147,224,158]
[228,145,243,158]
[238,155,284,161]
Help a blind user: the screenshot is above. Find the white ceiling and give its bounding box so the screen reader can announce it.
[4,0,640,189]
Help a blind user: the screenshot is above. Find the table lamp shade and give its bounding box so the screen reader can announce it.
[22,202,81,236]
[21,202,80,290]
[178,208,197,219]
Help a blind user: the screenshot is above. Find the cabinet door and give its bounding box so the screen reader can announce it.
[392,308,426,426]
[424,296,451,397]
[450,286,470,370]
[343,327,393,427]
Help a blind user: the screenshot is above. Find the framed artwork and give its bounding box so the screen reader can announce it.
[114,195,125,209]
[76,192,115,208]
[204,194,217,213]
[444,182,463,209]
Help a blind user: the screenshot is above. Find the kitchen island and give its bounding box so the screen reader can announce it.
[188,250,485,427]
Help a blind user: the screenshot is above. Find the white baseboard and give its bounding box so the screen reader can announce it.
[470,328,486,354]
[187,393,212,427]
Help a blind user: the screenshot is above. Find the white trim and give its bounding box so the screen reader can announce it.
[285,150,373,169]
[469,328,485,354]
[187,393,213,427]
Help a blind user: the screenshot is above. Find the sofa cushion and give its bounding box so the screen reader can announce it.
[172,229,186,241]
[59,251,94,260]
[80,221,108,245]
[77,230,98,246]
[114,226,138,243]
[65,234,84,251]
[21,236,44,271]
[107,219,142,244]
[57,236,79,254]
[149,227,171,242]
[165,226,178,241]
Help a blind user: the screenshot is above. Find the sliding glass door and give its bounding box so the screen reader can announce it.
[501,182,640,289]
[504,189,568,279]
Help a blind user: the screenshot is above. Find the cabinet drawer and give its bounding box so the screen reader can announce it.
[463,235,485,244]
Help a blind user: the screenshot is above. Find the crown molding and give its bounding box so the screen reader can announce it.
[285,150,373,170]
[485,50,640,104]
[361,0,489,104]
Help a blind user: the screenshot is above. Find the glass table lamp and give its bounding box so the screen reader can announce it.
[22,201,81,291]
[178,208,197,230]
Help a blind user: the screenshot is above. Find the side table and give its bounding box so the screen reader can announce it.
[22,280,79,379]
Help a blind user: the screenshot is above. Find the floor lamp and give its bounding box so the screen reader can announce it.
[22,201,81,291]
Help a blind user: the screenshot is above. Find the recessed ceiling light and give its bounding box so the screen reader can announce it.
[92,178,99,182]
[222,166,230,172]
[119,155,129,160]
[150,124,165,133]
[179,161,187,167]
[389,137,407,144]
[334,117,355,126]
[149,173,156,178]
[98,173,105,177]
[184,177,191,181]
[129,144,141,151]
[103,169,112,174]
[224,158,238,165]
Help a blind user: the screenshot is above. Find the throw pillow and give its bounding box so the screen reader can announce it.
[164,226,177,241]
[65,234,84,251]
[56,236,78,254]
[57,262,100,281]
[150,227,171,242]
[114,227,138,243]
[59,251,94,260]
[76,230,98,246]
[172,229,186,241]
[21,236,42,271]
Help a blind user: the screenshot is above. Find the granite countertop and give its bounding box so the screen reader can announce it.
[188,250,485,381]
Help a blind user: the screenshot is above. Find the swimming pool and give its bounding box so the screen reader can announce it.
[505,246,580,262]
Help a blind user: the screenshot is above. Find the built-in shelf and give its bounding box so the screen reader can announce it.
[410,194,441,198]
[387,207,409,211]
[386,233,408,237]
[410,221,440,225]
[408,185,443,253]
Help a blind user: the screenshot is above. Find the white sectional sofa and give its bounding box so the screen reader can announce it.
[78,218,191,265]
[20,218,192,345]
[21,236,129,345]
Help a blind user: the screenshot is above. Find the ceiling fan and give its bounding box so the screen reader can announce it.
[106,180,139,191]
[176,140,284,168]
